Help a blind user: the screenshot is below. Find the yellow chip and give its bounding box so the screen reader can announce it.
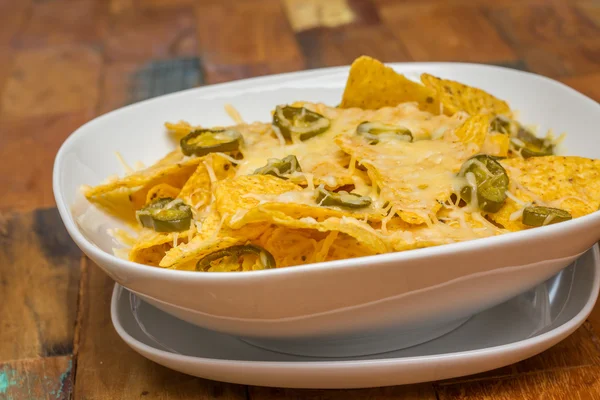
[177,154,235,210]
[340,56,439,113]
[233,207,389,254]
[129,230,189,266]
[216,175,384,228]
[336,135,477,224]
[489,156,600,231]
[481,132,510,158]
[144,183,181,205]
[86,150,202,218]
[215,175,301,220]
[447,114,491,149]
[159,236,242,269]
[421,73,511,117]
[165,121,201,140]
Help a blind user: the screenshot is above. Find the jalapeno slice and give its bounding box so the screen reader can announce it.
[315,186,372,209]
[273,106,330,141]
[490,116,511,134]
[458,154,509,213]
[180,128,242,157]
[522,206,572,227]
[511,127,554,158]
[136,197,192,232]
[253,155,302,179]
[196,244,276,272]
[356,121,413,144]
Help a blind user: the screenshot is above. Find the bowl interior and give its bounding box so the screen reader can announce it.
[55,63,600,256]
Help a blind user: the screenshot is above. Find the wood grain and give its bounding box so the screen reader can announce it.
[297,25,411,69]
[0,209,81,361]
[0,46,101,119]
[249,384,437,400]
[74,258,248,399]
[195,0,305,84]
[13,0,109,49]
[380,3,517,63]
[0,356,74,400]
[0,113,89,211]
[104,6,197,63]
[437,366,600,400]
[0,0,600,398]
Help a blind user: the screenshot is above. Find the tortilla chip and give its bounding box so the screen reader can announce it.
[336,135,477,224]
[489,156,600,231]
[86,150,201,216]
[447,114,491,149]
[165,121,201,140]
[129,230,189,266]
[481,132,510,158]
[144,183,181,205]
[421,73,511,117]
[233,207,389,254]
[177,155,235,210]
[340,56,439,113]
[159,235,242,269]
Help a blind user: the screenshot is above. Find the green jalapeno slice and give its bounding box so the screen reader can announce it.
[196,244,276,272]
[315,186,372,209]
[273,106,330,141]
[253,155,302,179]
[458,154,509,213]
[136,197,192,232]
[522,206,572,227]
[180,128,242,157]
[511,127,554,158]
[490,116,512,134]
[356,121,413,144]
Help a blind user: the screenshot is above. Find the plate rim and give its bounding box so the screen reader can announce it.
[111,245,600,368]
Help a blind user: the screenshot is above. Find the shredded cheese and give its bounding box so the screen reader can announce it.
[115,152,133,174]
[224,103,244,124]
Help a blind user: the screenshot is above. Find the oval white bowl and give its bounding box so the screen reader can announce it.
[54,63,600,356]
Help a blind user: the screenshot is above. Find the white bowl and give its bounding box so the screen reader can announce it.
[54,63,600,357]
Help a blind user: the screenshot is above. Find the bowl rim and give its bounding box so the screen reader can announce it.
[53,61,600,281]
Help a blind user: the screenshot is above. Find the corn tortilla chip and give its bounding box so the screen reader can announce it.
[421,73,511,117]
[489,156,600,231]
[340,56,439,113]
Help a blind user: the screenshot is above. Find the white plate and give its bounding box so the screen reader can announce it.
[112,246,600,389]
[55,63,600,356]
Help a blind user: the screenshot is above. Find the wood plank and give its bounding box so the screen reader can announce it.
[0,112,89,211]
[521,41,600,78]
[99,58,202,114]
[0,1,29,46]
[0,208,81,361]
[74,257,248,399]
[0,46,101,119]
[486,0,600,77]
[250,384,437,400]
[283,0,359,32]
[486,0,600,47]
[436,365,600,400]
[560,72,600,102]
[439,324,600,385]
[195,0,305,84]
[297,24,411,69]
[104,6,197,63]
[12,0,109,49]
[0,356,74,400]
[379,3,517,63]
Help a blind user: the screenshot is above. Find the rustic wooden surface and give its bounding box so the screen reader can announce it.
[1,0,600,398]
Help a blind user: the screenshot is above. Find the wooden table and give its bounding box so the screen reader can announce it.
[1,0,600,398]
